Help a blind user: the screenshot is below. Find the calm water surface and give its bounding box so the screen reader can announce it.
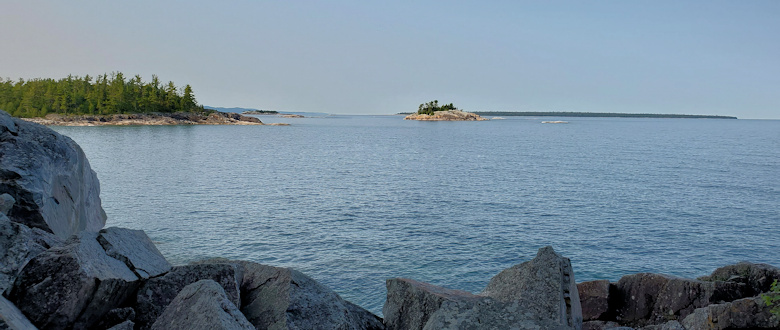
[54,115,780,315]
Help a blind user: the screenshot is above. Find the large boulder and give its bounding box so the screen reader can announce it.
[613,273,748,326]
[384,246,583,330]
[97,227,171,279]
[198,259,383,330]
[698,262,780,297]
[681,296,779,329]
[383,278,482,330]
[134,263,242,329]
[0,194,63,294]
[578,280,613,321]
[0,109,106,239]
[151,280,254,330]
[0,295,36,330]
[7,231,140,329]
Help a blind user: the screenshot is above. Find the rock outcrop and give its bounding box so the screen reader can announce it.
[698,261,780,297]
[151,280,254,330]
[578,280,613,321]
[384,246,582,329]
[404,110,488,121]
[0,109,106,239]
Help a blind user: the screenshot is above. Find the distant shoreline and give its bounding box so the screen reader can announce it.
[19,112,290,126]
[396,111,737,119]
[474,112,738,119]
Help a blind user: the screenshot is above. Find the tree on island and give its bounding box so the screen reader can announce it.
[0,72,206,118]
[417,100,457,115]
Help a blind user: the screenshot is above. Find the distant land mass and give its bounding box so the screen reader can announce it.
[471,112,738,119]
[204,106,276,114]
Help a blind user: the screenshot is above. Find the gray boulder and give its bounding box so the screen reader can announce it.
[681,296,779,329]
[613,273,748,326]
[384,246,582,330]
[698,261,780,296]
[8,231,139,329]
[579,280,613,321]
[134,263,242,329]
[0,295,37,330]
[151,280,253,330]
[384,278,481,330]
[582,320,625,330]
[0,109,106,239]
[97,227,171,279]
[108,320,135,330]
[198,259,383,330]
[0,215,62,294]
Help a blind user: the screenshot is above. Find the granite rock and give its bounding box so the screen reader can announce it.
[134,263,241,329]
[579,280,613,321]
[0,109,106,239]
[698,261,780,296]
[0,216,62,294]
[151,280,253,330]
[681,296,779,329]
[0,295,37,330]
[97,227,171,279]
[8,231,139,329]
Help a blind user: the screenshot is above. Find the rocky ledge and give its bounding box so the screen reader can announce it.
[1,108,779,329]
[20,111,290,126]
[404,110,488,121]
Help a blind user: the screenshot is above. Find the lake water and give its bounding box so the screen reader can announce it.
[53,115,780,315]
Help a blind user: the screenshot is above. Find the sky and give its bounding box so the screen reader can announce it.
[1,1,778,119]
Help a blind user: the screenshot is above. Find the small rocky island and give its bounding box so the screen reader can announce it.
[1,109,778,329]
[404,100,488,121]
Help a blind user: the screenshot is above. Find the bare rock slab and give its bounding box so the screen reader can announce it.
[0,109,106,239]
[151,280,253,330]
[97,227,171,279]
[0,295,37,330]
[8,231,139,329]
[134,263,241,329]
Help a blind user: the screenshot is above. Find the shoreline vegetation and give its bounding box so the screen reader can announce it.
[398,111,738,119]
[20,112,289,126]
[404,100,488,121]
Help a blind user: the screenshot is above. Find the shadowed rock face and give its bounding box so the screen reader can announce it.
[0,295,37,330]
[0,109,106,239]
[151,280,254,330]
[698,261,780,297]
[384,246,583,330]
[681,296,780,330]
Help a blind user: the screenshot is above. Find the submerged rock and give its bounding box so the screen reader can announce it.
[0,109,106,239]
[151,280,254,330]
[384,246,583,330]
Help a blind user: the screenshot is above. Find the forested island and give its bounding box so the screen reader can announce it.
[0,73,203,118]
[472,111,737,119]
[404,100,488,121]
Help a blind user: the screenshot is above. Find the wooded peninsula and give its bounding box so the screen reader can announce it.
[0,73,203,118]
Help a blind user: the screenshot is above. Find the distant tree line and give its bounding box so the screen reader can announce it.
[0,73,203,118]
[417,100,457,115]
[473,111,737,119]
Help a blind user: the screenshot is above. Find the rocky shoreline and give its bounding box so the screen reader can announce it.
[1,109,778,329]
[19,111,290,126]
[404,110,488,121]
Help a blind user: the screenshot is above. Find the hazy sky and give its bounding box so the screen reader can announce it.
[1,1,778,118]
